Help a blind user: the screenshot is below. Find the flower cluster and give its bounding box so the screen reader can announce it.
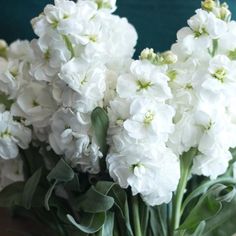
[1,0,236,210]
[107,50,180,205]
[169,0,236,179]
[0,0,137,175]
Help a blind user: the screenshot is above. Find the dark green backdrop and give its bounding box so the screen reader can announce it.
[0,0,236,56]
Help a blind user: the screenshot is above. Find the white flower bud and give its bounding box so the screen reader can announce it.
[0,40,7,58]
[219,4,231,21]
[201,0,216,11]
[162,51,178,64]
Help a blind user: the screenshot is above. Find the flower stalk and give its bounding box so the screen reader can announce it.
[132,195,142,236]
[171,148,197,234]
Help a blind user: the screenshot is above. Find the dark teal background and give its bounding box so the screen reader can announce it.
[1,0,236,56]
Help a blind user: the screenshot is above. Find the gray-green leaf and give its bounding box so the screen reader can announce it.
[73,186,114,213]
[91,107,109,156]
[22,168,42,209]
[67,212,106,234]
[47,158,74,182]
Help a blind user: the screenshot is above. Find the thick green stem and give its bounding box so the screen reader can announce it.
[132,195,142,236]
[171,164,190,231]
[170,148,197,235]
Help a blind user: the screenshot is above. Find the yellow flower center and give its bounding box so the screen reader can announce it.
[144,111,154,125]
[212,68,227,82]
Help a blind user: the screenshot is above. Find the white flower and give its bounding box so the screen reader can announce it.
[0,158,24,190]
[169,111,201,155]
[192,148,232,179]
[31,0,85,37]
[107,144,180,206]
[107,98,130,136]
[0,110,31,159]
[72,136,103,174]
[49,108,90,155]
[188,9,227,39]
[200,55,236,103]
[100,14,137,65]
[30,37,71,82]
[172,9,227,59]
[8,40,34,62]
[11,82,57,127]
[59,58,106,112]
[0,59,30,98]
[0,41,33,99]
[49,108,102,174]
[117,60,172,101]
[218,22,236,54]
[123,97,174,141]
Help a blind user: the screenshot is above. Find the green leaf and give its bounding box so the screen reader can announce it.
[149,207,159,236]
[47,158,74,183]
[74,186,114,213]
[184,221,206,236]
[91,107,109,156]
[100,211,115,236]
[179,194,220,231]
[179,184,235,232]
[203,197,236,235]
[108,185,126,218]
[44,180,58,211]
[0,182,24,207]
[95,181,115,195]
[109,185,134,236]
[20,146,45,177]
[149,206,169,236]
[140,201,149,236]
[65,173,80,192]
[182,177,236,213]
[22,168,42,209]
[67,212,106,234]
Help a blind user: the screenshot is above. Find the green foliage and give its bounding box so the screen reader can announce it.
[203,197,236,235]
[179,183,236,234]
[67,212,106,234]
[1,142,236,236]
[99,211,115,236]
[0,182,24,207]
[47,158,74,183]
[73,186,114,213]
[22,168,42,209]
[91,107,109,156]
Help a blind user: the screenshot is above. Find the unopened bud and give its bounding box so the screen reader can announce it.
[0,40,7,58]
[95,0,116,11]
[162,51,178,64]
[140,48,156,60]
[220,3,231,21]
[201,0,216,11]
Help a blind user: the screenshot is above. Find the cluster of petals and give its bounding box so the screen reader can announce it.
[169,2,236,179]
[107,57,180,206]
[0,0,137,176]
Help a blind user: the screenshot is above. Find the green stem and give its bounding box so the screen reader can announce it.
[132,195,142,236]
[170,148,197,235]
[157,207,167,236]
[171,165,189,231]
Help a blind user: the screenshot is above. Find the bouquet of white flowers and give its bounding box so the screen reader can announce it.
[1,0,236,235]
